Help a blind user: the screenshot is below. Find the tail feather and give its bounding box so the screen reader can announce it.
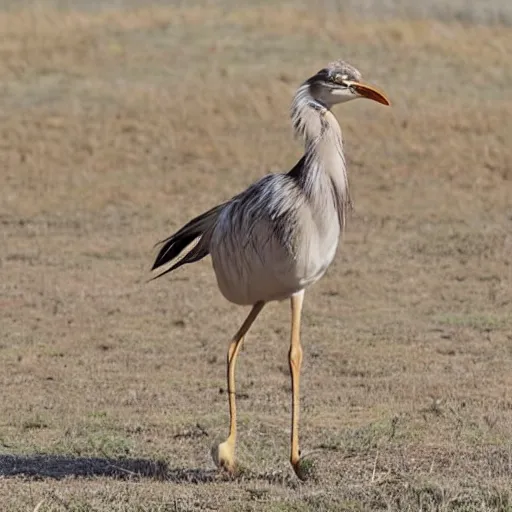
[151,202,227,279]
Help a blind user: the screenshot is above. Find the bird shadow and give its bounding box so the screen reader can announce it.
[0,453,298,486]
[0,453,213,483]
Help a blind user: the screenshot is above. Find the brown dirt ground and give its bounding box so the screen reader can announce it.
[0,2,511,511]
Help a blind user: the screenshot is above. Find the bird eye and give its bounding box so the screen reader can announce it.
[333,73,348,86]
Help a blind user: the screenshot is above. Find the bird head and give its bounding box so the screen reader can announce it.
[306,60,390,108]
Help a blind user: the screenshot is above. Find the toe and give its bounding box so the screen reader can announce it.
[212,441,236,474]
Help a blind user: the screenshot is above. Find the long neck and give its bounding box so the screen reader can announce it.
[290,83,351,230]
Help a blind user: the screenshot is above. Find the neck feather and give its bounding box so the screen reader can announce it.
[290,83,351,229]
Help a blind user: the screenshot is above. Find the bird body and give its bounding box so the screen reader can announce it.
[210,169,340,305]
[151,60,389,479]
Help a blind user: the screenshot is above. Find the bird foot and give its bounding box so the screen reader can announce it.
[211,439,237,475]
[291,456,316,481]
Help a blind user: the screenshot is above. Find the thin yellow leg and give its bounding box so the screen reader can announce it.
[289,290,304,478]
[212,301,265,474]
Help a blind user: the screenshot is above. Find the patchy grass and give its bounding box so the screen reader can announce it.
[0,0,511,510]
[435,313,509,331]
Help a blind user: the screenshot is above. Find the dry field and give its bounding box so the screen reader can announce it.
[1,1,511,510]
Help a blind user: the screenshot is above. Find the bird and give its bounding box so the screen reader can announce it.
[151,59,389,479]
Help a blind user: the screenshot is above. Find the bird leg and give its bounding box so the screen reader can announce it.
[213,301,264,474]
[289,290,305,479]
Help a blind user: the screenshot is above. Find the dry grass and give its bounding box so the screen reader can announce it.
[0,1,511,510]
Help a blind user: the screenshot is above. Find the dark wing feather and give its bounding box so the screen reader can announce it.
[150,202,227,280]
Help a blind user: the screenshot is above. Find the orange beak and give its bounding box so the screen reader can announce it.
[349,82,390,106]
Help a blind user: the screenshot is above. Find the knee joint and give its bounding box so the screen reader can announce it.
[289,345,303,369]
